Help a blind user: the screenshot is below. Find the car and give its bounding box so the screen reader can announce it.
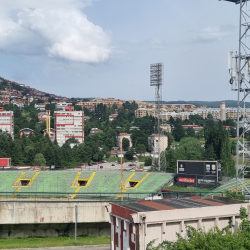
[88,163,93,166]
[111,163,116,166]
[97,162,102,164]
[77,166,82,168]
[92,162,97,165]
[101,160,107,163]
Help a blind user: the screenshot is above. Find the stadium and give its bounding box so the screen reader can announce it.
[0,170,175,200]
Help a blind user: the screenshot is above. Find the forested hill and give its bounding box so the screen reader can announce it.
[145,100,250,108]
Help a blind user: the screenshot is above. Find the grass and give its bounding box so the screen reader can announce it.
[163,184,210,192]
[0,236,110,249]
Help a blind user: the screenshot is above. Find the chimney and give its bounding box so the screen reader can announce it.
[220,102,226,121]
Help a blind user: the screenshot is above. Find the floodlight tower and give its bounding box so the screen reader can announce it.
[222,0,250,193]
[150,63,166,171]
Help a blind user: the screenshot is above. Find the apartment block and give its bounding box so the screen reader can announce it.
[148,134,168,153]
[0,107,14,139]
[54,110,84,147]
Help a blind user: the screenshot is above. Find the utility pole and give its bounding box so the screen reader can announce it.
[75,205,78,243]
[121,140,123,201]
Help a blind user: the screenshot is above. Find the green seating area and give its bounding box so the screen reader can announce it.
[211,178,250,194]
[0,172,21,193]
[0,171,175,199]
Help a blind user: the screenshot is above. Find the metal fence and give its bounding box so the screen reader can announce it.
[0,191,226,202]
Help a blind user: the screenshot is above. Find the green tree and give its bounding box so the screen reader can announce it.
[172,124,185,142]
[229,127,237,138]
[186,127,195,137]
[125,148,135,160]
[33,153,46,166]
[144,157,152,166]
[176,137,204,160]
[122,138,130,151]
[136,143,146,155]
[165,148,177,173]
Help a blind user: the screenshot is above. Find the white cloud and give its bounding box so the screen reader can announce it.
[0,0,111,63]
[194,25,234,44]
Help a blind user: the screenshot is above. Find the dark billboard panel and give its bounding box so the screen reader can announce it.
[177,160,218,176]
[176,160,219,188]
[185,161,205,175]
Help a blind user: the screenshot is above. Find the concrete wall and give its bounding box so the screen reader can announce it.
[0,202,110,238]
[0,222,109,239]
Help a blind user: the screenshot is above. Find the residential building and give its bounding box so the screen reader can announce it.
[160,124,171,133]
[90,128,102,134]
[56,102,72,111]
[109,114,118,121]
[182,125,203,133]
[129,126,140,131]
[0,107,14,139]
[148,134,168,153]
[117,133,132,148]
[34,103,47,111]
[54,111,84,147]
[38,112,48,122]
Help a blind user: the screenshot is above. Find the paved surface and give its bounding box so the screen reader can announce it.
[72,161,143,171]
[1,245,110,250]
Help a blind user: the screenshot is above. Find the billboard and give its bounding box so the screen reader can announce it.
[0,158,11,167]
[177,161,218,176]
[177,160,219,187]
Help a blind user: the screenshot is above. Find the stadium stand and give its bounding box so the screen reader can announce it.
[0,171,175,200]
[208,178,250,194]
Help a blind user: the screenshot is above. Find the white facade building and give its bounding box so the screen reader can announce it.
[55,102,72,111]
[0,109,14,139]
[54,111,84,146]
[148,134,168,153]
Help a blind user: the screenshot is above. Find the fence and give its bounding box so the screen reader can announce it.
[0,191,226,202]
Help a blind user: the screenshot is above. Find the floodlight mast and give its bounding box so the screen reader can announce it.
[150,63,166,171]
[223,0,250,194]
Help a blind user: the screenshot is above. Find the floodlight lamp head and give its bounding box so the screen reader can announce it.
[219,0,249,4]
[150,62,164,86]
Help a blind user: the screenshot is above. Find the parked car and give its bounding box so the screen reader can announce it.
[88,163,93,166]
[92,162,97,165]
[111,163,116,166]
[101,160,107,163]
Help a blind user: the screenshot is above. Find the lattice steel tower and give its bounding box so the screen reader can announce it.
[222,0,250,193]
[150,63,166,171]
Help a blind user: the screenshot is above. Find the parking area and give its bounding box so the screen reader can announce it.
[73,161,142,171]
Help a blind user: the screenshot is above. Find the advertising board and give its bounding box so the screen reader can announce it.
[176,160,219,187]
[0,158,11,167]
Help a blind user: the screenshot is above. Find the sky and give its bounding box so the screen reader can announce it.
[0,0,244,101]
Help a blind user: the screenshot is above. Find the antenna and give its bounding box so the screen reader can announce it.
[222,0,250,194]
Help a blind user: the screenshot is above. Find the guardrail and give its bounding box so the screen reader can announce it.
[0,191,226,202]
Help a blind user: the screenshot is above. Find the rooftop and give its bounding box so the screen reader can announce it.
[113,196,243,212]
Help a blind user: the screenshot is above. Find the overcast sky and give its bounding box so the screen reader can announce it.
[0,0,243,101]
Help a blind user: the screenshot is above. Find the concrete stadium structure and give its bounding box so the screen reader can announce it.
[0,170,175,239]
